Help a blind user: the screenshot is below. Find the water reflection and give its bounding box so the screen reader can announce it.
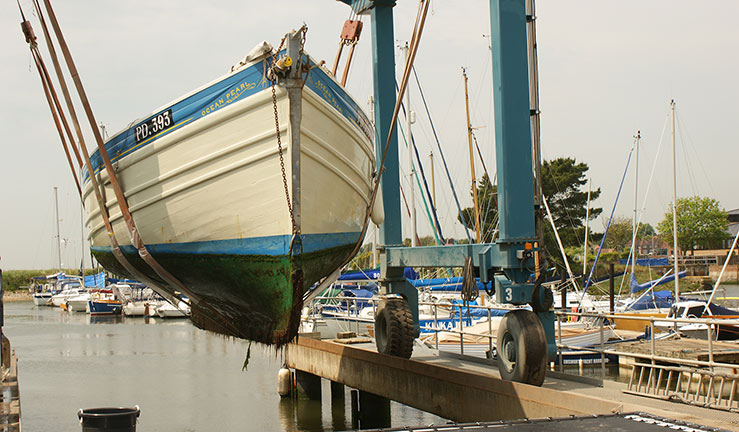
[87,315,124,325]
[4,302,445,431]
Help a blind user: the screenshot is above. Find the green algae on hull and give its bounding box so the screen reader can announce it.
[92,242,355,344]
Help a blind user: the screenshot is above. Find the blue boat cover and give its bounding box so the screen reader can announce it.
[630,271,687,294]
[449,299,512,318]
[84,272,106,288]
[339,286,378,308]
[337,268,419,281]
[619,257,669,267]
[627,290,674,310]
[410,277,493,292]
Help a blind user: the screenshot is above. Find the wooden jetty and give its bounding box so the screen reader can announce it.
[615,337,739,375]
[0,341,21,432]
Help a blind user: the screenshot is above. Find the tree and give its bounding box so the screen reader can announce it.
[637,222,656,240]
[603,219,656,251]
[457,173,498,243]
[454,158,602,275]
[603,216,632,251]
[657,196,729,254]
[541,158,602,271]
[542,158,602,237]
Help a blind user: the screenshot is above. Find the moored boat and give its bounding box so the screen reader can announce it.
[87,299,122,316]
[66,292,91,312]
[32,292,53,306]
[82,29,375,343]
[51,287,86,308]
[156,300,190,318]
[655,300,739,340]
[123,300,164,317]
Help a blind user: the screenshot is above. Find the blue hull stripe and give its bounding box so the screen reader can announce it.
[84,54,371,182]
[91,232,360,257]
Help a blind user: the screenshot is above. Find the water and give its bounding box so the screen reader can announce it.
[3,302,445,431]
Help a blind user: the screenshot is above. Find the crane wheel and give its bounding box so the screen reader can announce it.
[496,309,547,386]
[375,297,414,359]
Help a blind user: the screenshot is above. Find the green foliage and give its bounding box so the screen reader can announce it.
[604,216,633,251]
[542,158,602,235]
[0,268,97,292]
[453,157,602,275]
[402,235,438,247]
[541,157,601,270]
[348,244,375,270]
[657,196,729,252]
[603,218,657,252]
[638,222,656,238]
[457,174,497,243]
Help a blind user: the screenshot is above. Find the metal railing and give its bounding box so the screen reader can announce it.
[555,310,739,380]
[670,255,721,266]
[306,295,739,381]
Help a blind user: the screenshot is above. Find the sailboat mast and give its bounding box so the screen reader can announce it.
[583,178,591,276]
[403,43,417,247]
[671,100,680,301]
[429,151,435,210]
[526,0,544,264]
[631,131,640,283]
[54,186,62,273]
[462,67,481,243]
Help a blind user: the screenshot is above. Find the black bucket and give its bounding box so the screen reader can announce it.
[78,406,140,432]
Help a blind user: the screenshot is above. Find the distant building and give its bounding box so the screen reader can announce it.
[627,236,671,257]
[725,208,739,249]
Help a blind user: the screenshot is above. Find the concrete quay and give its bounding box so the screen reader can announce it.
[285,337,739,430]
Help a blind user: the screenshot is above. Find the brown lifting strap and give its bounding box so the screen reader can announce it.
[33,0,245,337]
[331,19,363,86]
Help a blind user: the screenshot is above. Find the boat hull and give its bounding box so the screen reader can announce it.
[67,298,89,313]
[123,300,163,317]
[93,239,354,341]
[83,53,373,344]
[612,310,668,332]
[32,294,52,306]
[88,300,122,316]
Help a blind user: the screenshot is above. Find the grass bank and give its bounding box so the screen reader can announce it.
[581,263,708,298]
[0,269,97,292]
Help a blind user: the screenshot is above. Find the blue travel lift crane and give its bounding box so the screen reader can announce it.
[338,0,555,386]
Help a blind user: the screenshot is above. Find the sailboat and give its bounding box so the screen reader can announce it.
[31,187,65,306]
[612,101,687,331]
[80,29,376,343]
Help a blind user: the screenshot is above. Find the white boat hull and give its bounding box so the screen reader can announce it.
[81,50,375,343]
[32,294,52,306]
[66,296,90,313]
[123,300,163,317]
[156,301,190,318]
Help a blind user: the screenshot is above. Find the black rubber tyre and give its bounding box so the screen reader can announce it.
[496,309,547,386]
[375,297,414,359]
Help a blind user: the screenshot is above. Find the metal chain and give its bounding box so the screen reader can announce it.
[269,35,297,235]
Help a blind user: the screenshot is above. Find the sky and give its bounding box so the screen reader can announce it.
[1,1,737,270]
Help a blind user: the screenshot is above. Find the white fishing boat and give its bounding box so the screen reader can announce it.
[81,28,376,343]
